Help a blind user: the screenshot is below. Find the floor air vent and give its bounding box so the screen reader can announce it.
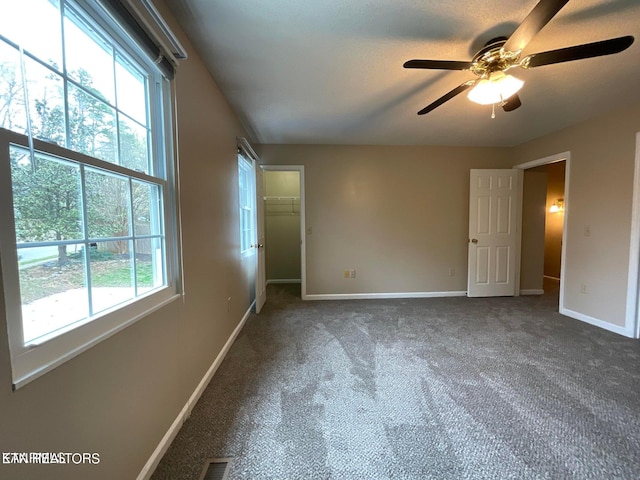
[198,458,233,480]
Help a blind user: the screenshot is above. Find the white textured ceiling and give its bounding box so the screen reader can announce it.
[165,0,640,146]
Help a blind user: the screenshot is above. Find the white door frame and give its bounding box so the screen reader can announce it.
[513,151,570,312]
[260,165,307,300]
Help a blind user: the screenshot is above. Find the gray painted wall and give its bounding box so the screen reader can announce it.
[258,144,514,295]
[513,103,640,328]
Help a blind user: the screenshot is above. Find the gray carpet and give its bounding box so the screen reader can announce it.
[151,283,640,479]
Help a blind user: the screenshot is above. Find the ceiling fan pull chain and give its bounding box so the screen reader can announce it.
[491,103,496,119]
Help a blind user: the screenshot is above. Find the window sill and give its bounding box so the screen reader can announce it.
[12,290,180,390]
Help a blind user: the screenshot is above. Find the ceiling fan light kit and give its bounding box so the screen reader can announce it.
[467,71,524,106]
[404,0,635,117]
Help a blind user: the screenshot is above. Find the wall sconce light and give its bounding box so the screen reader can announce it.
[549,199,564,213]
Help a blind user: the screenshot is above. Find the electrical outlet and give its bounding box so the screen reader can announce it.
[344,270,350,278]
[350,269,356,278]
[580,284,588,294]
[449,267,455,277]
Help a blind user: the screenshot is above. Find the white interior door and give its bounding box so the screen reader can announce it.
[254,165,266,312]
[468,169,519,297]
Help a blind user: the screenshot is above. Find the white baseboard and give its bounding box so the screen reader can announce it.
[520,289,544,295]
[137,305,253,480]
[266,279,301,284]
[305,291,467,300]
[561,307,634,338]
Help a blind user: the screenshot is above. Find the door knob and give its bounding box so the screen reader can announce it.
[257,243,264,248]
[471,238,478,244]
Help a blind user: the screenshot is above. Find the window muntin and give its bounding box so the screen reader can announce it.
[0,0,177,387]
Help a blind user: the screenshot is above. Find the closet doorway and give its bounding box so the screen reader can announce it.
[261,166,306,298]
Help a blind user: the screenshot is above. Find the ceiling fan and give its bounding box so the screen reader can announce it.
[404,0,634,116]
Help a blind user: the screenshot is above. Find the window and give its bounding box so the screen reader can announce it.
[238,152,255,256]
[0,0,179,387]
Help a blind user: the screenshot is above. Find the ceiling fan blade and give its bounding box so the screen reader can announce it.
[503,0,570,54]
[522,36,634,68]
[502,93,522,112]
[417,81,474,115]
[404,59,472,70]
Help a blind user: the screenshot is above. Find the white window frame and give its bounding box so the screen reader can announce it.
[238,152,256,258]
[0,0,181,389]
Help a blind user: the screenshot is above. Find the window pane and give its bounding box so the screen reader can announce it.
[0,41,28,134]
[23,55,66,146]
[116,54,147,125]
[85,168,131,240]
[239,169,245,190]
[241,209,252,251]
[20,242,88,344]
[64,8,115,104]
[0,0,62,70]
[68,83,117,163]
[10,146,83,243]
[89,241,134,314]
[132,181,162,236]
[119,115,149,173]
[135,238,165,293]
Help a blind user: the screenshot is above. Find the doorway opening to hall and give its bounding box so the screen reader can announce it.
[521,160,566,299]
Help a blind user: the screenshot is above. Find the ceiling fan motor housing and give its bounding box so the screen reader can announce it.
[470,37,520,78]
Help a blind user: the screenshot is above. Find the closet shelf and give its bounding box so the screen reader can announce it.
[264,196,300,216]
[263,196,300,200]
